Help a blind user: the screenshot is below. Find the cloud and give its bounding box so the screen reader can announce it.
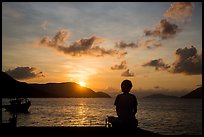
[142,58,170,71]
[117,3,194,50]
[110,61,135,77]
[171,46,202,75]
[164,2,194,23]
[111,60,127,70]
[115,41,138,49]
[142,46,202,75]
[40,29,70,47]
[5,67,44,80]
[144,19,181,39]
[39,29,126,57]
[107,3,198,75]
[57,36,126,57]
[115,39,162,50]
[121,69,134,77]
[144,2,194,40]
[138,39,162,49]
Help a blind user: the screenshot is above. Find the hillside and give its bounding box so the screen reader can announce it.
[180,87,202,99]
[1,72,111,98]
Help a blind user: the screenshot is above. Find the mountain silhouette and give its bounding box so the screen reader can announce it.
[143,93,178,98]
[180,87,202,99]
[1,72,110,98]
[1,72,33,97]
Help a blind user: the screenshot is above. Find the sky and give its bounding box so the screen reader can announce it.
[2,2,202,96]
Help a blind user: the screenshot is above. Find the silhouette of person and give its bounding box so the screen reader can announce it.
[113,79,138,128]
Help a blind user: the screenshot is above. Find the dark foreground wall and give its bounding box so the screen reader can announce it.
[2,126,160,137]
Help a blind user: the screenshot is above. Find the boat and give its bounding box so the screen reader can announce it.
[2,98,31,113]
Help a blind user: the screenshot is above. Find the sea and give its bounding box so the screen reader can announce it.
[2,98,202,135]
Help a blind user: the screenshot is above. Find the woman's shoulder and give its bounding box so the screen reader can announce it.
[116,94,123,97]
[129,93,137,98]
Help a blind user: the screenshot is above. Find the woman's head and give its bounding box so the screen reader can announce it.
[121,80,133,93]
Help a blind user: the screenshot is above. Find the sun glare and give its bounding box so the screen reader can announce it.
[79,82,86,87]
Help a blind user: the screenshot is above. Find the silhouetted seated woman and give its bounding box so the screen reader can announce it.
[113,80,138,128]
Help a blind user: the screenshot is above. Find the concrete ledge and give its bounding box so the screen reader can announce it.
[2,126,161,136]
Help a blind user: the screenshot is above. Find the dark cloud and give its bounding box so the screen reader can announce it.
[144,19,181,39]
[115,41,138,49]
[142,46,202,75]
[58,37,127,57]
[115,39,162,50]
[59,36,100,53]
[39,30,126,57]
[121,69,134,77]
[171,46,202,75]
[5,67,44,80]
[111,60,127,70]
[142,58,170,70]
[164,2,194,23]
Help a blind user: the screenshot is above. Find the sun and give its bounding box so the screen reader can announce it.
[79,81,86,87]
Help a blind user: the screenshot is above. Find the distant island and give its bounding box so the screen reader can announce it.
[143,87,202,99]
[180,87,202,99]
[143,93,178,99]
[1,72,111,98]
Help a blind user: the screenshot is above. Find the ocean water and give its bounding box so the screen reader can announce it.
[2,98,202,135]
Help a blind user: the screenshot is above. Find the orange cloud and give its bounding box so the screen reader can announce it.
[164,2,194,23]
